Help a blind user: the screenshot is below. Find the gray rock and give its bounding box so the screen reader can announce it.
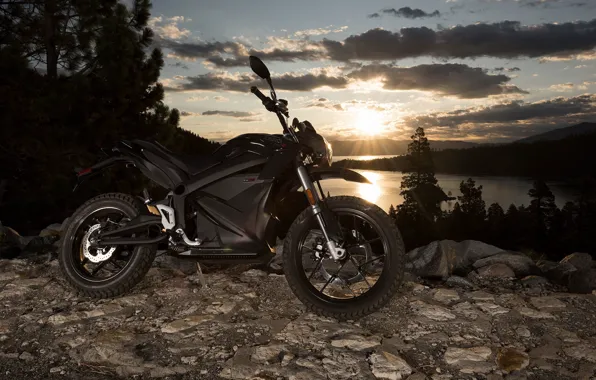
[529,296,566,311]
[330,334,381,351]
[560,252,593,270]
[432,288,460,304]
[520,275,550,288]
[473,252,537,277]
[567,268,596,294]
[476,263,516,278]
[0,223,23,258]
[39,223,63,238]
[406,240,503,279]
[444,346,492,369]
[369,351,412,380]
[251,343,286,363]
[445,275,475,289]
[410,301,456,321]
[536,260,577,285]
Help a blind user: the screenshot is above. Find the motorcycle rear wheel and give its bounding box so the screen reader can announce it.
[282,196,405,320]
[59,193,156,298]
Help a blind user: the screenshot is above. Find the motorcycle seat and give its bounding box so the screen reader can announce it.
[132,140,219,176]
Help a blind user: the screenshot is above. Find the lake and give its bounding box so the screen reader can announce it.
[323,158,576,211]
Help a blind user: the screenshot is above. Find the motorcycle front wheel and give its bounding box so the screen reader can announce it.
[282,196,405,320]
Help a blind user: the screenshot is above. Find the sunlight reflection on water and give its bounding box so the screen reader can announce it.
[357,171,382,204]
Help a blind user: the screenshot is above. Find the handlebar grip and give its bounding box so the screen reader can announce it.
[250,86,269,102]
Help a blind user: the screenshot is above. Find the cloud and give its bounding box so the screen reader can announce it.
[494,67,521,72]
[149,16,191,40]
[202,110,258,117]
[180,110,199,117]
[166,63,525,99]
[169,62,189,70]
[157,19,596,67]
[549,83,575,92]
[348,63,527,98]
[404,94,596,140]
[159,39,247,62]
[307,101,345,111]
[368,7,441,19]
[213,96,229,102]
[520,0,587,8]
[239,117,263,122]
[294,26,348,37]
[166,71,349,92]
[186,95,208,102]
[322,20,596,61]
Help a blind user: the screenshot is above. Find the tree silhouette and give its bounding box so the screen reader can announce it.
[0,0,217,232]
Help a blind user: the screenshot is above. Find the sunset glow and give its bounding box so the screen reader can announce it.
[354,109,385,136]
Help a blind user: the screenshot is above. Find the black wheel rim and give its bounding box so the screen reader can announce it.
[68,207,138,283]
[297,208,388,301]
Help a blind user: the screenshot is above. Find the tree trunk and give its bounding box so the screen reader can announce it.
[44,0,57,79]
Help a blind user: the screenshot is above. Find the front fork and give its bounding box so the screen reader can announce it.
[296,166,346,261]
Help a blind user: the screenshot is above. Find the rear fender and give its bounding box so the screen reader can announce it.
[73,155,133,192]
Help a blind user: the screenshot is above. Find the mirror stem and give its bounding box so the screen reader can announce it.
[266,77,277,100]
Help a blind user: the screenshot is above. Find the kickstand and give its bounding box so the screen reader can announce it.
[196,262,208,289]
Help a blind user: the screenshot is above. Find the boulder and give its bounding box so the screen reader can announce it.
[567,268,596,294]
[560,252,593,271]
[536,260,577,285]
[520,275,550,288]
[476,263,516,278]
[0,222,23,258]
[405,240,503,279]
[39,223,63,238]
[472,252,538,278]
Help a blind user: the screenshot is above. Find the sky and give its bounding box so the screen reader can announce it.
[149,0,596,143]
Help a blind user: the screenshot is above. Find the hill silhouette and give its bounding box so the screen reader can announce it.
[517,122,596,143]
[330,138,478,156]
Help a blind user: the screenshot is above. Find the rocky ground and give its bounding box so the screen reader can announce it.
[0,254,595,380]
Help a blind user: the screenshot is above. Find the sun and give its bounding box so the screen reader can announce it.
[354,108,384,136]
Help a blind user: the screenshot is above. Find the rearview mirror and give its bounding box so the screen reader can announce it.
[249,56,270,79]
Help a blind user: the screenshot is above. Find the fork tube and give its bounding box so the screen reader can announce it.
[296,166,344,261]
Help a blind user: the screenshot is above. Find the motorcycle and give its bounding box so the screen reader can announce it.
[59,56,405,319]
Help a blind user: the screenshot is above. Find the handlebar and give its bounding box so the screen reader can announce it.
[250,86,269,103]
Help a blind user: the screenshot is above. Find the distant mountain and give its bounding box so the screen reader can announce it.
[330,138,479,156]
[517,122,596,143]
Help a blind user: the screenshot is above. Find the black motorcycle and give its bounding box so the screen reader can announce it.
[59,56,405,319]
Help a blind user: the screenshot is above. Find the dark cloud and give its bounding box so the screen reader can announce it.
[521,0,586,8]
[166,72,348,92]
[318,98,328,102]
[348,63,527,98]
[169,62,189,70]
[158,19,596,67]
[180,110,197,117]
[368,7,440,19]
[406,94,596,130]
[322,20,596,61]
[202,110,257,117]
[159,38,245,59]
[494,67,521,72]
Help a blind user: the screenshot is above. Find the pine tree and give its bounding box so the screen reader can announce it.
[458,178,486,219]
[398,127,442,222]
[527,180,557,250]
